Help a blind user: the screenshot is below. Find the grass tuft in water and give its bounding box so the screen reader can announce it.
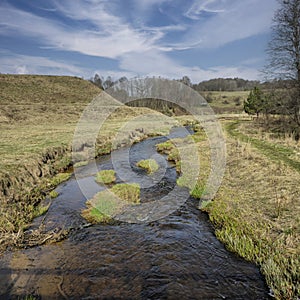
[137,159,159,174]
[110,183,140,204]
[82,183,140,223]
[95,170,116,184]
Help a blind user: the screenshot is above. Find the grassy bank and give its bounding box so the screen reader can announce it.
[0,75,174,252]
[201,120,300,300]
[165,115,299,299]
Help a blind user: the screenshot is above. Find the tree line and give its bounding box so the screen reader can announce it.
[90,74,267,92]
[90,0,300,138]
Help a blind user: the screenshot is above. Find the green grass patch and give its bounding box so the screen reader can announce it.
[111,183,140,204]
[177,176,206,199]
[191,132,206,143]
[203,195,299,300]
[73,160,89,168]
[33,203,50,218]
[82,190,121,223]
[82,183,140,223]
[156,140,182,172]
[156,140,174,153]
[49,172,72,186]
[226,121,300,173]
[49,190,59,198]
[95,170,116,184]
[137,159,159,174]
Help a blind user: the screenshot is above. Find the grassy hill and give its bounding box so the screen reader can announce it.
[0,75,102,169]
[199,90,248,114]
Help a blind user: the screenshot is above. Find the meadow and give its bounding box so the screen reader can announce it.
[0,75,299,299]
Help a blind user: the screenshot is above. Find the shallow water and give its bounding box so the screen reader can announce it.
[0,128,271,299]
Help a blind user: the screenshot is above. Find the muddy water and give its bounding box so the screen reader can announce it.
[0,128,271,299]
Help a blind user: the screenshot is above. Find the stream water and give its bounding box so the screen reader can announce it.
[0,128,271,299]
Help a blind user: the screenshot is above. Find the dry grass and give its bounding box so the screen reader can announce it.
[200,90,248,114]
[200,119,300,300]
[0,74,174,251]
[136,159,159,174]
[164,115,299,299]
[95,170,116,184]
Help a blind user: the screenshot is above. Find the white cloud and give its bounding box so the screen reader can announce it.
[0,52,86,76]
[182,0,278,49]
[119,50,260,82]
[133,0,171,11]
[0,1,277,81]
[185,0,225,19]
[0,2,160,58]
[15,65,29,74]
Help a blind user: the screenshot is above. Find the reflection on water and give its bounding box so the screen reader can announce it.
[0,128,271,299]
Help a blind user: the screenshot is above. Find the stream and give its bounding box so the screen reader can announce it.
[0,127,271,299]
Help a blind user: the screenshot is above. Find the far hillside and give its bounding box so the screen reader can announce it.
[0,74,102,123]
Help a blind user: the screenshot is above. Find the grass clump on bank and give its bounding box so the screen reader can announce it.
[82,183,140,223]
[95,170,116,184]
[137,159,159,174]
[73,160,89,168]
[33,203,50,218]
[49,172,72,186]
[177,178,206,199]
[49,190,59,199]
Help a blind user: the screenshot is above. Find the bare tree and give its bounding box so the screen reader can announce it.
[265,0,300,125]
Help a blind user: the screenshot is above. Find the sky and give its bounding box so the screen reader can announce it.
[0,0,279,83]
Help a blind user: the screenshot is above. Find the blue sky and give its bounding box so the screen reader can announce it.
[0,0,278,83]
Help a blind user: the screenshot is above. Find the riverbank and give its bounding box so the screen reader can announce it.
[167,116,299,299]
[0,75,173,252]
[202,119,299,300]
[1,76,298,299]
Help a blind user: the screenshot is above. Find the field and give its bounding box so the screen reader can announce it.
[0,76,299,299]
[200,90,249,114]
